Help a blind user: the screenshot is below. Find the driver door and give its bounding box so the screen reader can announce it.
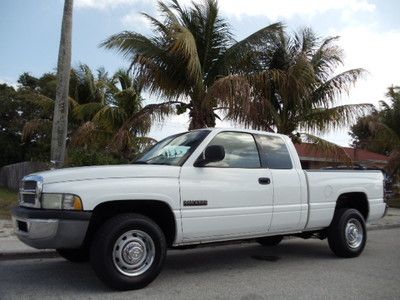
[179,131,274,242]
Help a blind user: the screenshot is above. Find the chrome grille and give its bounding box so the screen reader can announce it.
[23,180,37,190]
[21,193,36,204]
[19,175,43,208]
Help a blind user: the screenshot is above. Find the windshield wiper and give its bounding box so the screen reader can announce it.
[131,161,148,164]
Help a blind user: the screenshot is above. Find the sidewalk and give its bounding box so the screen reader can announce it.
[1,208,400,260]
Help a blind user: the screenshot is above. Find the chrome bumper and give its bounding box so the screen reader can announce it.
[11,207,91,249]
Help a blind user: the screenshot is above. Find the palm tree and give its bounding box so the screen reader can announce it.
[71,65,162,159]
[51,0,73,168]
[213,27,373,143]
[351,86,400,176]
[101,0,281,129]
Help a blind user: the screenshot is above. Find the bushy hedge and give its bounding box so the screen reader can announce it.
[66,148,127,167]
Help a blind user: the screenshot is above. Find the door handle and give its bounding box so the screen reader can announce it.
[258,177,271,185]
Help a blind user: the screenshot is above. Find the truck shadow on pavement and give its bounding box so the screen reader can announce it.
[0,239,336,295]
[164,239,334,274]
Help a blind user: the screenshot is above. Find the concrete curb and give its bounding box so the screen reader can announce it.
[0,251,58,261]
[367,223,400,231]
[1,224,399,261]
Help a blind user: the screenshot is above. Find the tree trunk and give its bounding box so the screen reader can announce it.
[188,106,216,130]
[51,0,73,168]
[188,92,216,130]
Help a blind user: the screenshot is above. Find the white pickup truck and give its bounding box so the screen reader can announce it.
[12,128,387,290]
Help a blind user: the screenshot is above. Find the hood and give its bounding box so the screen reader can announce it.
[30,164,181,184]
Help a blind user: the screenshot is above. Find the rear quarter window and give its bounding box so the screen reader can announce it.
[256,135,293,169]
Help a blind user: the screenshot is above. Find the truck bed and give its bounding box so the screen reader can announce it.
[304,170,385,230]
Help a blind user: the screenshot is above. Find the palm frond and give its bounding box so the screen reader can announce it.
[208,71,287,131]
[26,94,54,113]
[300,132,352,164]
[22,119,51,142]
[70,121,100,147]
[365,118,400,148]
[73,102,103,121]
[92,105,127,131]
[158,0,180,25]
[118,101,178,135]
[169,24,203,84]
[300,103,374,133]
[222,22,282,72]
[311,69,366,107]
[311,36,343,78]
[100,31,164,60]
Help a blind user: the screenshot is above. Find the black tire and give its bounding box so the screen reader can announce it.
[256,235,283,246]
[90,213,166,290]
[328,208,367,258]
[57,247,89,263]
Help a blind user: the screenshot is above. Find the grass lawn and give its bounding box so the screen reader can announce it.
[0,187,18,219]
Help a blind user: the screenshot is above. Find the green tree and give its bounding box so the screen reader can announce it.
[0,84,24,166]
[101,0,281,129]
[0,78,55,166]
[350,86,400,175]
[213,27,372,142]
[71,65,160,160]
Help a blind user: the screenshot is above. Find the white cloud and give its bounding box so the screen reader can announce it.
[178,0,375,20]
[332,25,400,107]
[317,25,400,146]
[75,0,141,10]
[121,12,152,30]
[80,0,375,26]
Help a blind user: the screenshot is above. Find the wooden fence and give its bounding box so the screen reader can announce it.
[0,162,50,191]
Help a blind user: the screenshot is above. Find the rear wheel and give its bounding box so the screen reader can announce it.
[90,213,166,290]
[256,235,283,246]
[57,247,89,263]
[328,208,366,258]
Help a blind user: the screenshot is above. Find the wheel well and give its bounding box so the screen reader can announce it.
[335,192,369,220]
[84,200,176,247]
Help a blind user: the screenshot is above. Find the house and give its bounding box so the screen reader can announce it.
[295,143,389,170]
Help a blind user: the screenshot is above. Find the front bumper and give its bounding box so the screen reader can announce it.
[11,207,92,249]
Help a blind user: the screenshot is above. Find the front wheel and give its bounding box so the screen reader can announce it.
[328,208,366,258]
[90,213,166,290]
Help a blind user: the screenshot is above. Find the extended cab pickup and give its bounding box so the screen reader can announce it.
[12,128,387,290]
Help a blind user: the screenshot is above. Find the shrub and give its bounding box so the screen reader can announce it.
[66,148,127,167]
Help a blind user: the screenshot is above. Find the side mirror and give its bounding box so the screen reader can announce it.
[194,145,225,167]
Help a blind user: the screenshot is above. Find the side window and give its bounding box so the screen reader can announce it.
[256,135,293,169]
[205,132,261,168]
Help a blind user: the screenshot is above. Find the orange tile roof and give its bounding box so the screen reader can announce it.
[294,143,389,162]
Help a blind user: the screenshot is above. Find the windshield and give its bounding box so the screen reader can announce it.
[134,130,211,166]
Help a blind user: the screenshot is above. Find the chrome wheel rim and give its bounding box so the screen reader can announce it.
[345,218,363,249]
[113,230,155,277]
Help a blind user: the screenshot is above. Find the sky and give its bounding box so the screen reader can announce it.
[1,0,399,145]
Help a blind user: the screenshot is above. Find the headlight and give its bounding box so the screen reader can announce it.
[41,193,83,210]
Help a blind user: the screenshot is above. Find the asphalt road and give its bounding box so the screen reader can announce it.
[0,228,399,300]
